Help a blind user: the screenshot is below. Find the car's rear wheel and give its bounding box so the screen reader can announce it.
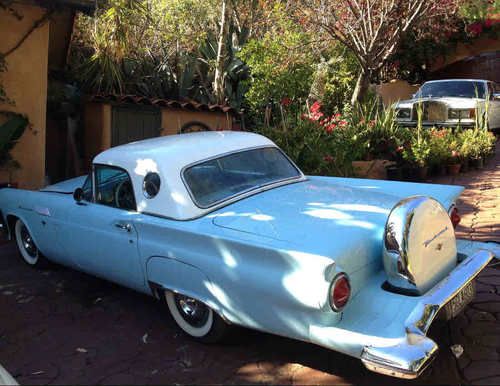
[14,219,49,268]
[165,291,229,343]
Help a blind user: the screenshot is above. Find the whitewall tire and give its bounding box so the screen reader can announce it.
[165,291,229,343]
[14,219,48,268]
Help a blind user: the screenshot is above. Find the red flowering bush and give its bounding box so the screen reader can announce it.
[302,101,349,134]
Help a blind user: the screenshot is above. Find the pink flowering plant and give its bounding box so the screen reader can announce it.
[259,100,360,176]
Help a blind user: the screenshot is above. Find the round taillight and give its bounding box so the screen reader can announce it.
[449,206,461,229]
[330,273,351,312]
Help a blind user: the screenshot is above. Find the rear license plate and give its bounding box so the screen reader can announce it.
[442,281,476,320]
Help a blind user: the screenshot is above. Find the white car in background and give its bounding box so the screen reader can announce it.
[394,79,500,131]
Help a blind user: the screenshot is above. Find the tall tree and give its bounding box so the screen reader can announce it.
[213,0,227,104]
[301,0,460,104]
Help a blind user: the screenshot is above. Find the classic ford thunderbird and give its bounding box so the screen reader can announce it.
[394,79,500,130]
[0,132,498,379]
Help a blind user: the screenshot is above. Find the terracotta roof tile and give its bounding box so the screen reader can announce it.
[88,94,237,114]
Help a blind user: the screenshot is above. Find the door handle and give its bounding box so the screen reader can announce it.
[114,222,132,232]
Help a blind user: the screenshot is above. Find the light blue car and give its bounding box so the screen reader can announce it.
[0,131,498,379]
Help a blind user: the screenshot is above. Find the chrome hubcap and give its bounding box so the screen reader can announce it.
[20,225,37,257]
[175,294,209,327]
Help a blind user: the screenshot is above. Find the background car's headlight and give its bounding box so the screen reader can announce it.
[448,109,475,119]
[396,108,411,119]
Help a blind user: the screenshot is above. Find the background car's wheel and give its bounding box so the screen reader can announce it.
[14,219,49,268]
[165,291,229,343]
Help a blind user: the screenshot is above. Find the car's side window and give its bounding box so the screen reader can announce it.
[81,174,93,202]
[94,165,136,211]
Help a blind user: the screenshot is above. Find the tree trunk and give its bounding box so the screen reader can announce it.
[350,69,370,106]
[213,0,227,105]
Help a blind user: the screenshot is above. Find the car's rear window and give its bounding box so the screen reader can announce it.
[183,147,301,208]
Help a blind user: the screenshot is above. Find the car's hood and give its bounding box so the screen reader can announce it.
[396,97,481,109]
[213,176,463,272]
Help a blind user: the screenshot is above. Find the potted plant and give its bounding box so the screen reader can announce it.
[402,135,431,181]
[428,128,450,176]
[478,129,496,166]
[447,149,462,176]
[458,129,473,173]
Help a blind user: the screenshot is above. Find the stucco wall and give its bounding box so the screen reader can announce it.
[48,9,75,70]
[83,103,234,166]
[375,79,420,106]
[83,102,112,170]
[161,109,232,135]
[430,37,500,72]
[0,4,49,189]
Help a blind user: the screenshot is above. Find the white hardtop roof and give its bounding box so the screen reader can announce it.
[93,131,281,219]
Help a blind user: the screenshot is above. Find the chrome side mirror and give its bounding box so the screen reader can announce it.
[73,187,84,203]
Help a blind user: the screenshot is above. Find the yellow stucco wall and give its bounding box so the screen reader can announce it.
[83,103,234,165]
[161,109,233,135]
[83,102,113,170]
[375,79,420,106]
[430,37,500,72]
[48,9,74,70]
[0,4,49,189]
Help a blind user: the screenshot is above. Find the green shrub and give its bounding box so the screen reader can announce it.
[428,128,452,166]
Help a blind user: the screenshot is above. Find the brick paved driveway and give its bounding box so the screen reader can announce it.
[0,142,498,385]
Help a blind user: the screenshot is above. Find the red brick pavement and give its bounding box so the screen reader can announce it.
[430,139,500,385]
[431,140,499,243]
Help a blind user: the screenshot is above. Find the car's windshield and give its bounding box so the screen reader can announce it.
[183,147,301,208]
[416,81,487,98]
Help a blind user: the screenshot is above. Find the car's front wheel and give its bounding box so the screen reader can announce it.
[165,291,229,343]
[14,219,49,268]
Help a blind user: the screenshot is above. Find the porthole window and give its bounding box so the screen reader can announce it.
[143,172,161,199]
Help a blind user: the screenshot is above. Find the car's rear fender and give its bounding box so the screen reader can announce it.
[308,239,497,377]
[136,215,342,340]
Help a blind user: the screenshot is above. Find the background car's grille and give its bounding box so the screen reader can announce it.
[412,102,447,122]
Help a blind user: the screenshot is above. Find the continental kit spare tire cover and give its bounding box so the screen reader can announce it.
[383,196,457,294]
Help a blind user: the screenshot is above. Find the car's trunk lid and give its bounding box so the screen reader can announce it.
[212,176,463,273]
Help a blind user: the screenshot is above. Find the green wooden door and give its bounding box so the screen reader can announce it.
[111,106,162,147]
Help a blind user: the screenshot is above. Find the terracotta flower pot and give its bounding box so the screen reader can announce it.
[447,163,461,176]
[386,166,403,181]
[470,158,483,169]
[417,166,429,181]
[402,166,419,181]
[352,159,395,180]
[461,159,469,173]
[435,164,447,176]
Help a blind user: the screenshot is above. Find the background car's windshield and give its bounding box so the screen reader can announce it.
[416,81,486,98]
[183,147,301,207]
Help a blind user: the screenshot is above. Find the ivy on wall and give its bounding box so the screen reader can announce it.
[0,0,51,171]
[0,0,53,105]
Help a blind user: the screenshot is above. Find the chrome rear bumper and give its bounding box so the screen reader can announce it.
[361,249,493,379]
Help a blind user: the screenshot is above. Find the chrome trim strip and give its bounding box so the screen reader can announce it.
[361,248,494,379]
[406,249,492,337]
